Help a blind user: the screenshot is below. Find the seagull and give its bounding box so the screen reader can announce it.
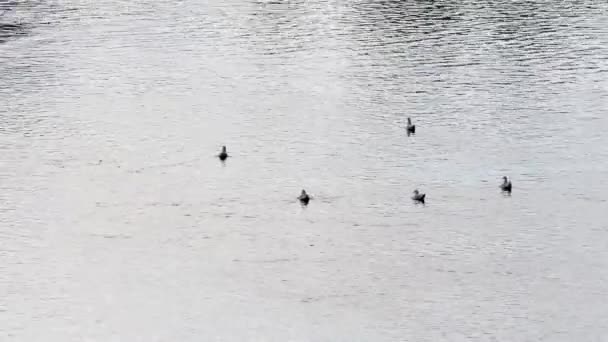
[407,117,416,135]
[500,176,512,193]
[298,189,310,205]
[412,189,426,204]
[218,146,228,161]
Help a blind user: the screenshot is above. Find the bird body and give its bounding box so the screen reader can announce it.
[407,117,416,134]
[412,189,426,203]
[500,176,512,192]
[298,190,310,205]
[218,146,228,161]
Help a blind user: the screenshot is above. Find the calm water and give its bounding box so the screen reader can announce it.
[2,1,608,341]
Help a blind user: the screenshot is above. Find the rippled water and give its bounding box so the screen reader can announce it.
[2,1,608,340]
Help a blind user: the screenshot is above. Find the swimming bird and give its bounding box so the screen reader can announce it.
[298,189,310,205]
[218,146,228,161]
[407,117,416,135]
[500,176,512,192]
[412,189,426,203]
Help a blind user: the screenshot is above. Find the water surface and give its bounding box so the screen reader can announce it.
[2,1,608,341]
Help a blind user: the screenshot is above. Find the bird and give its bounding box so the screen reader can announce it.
[407,117,416,135]
[500,176,512,192]
[412,189,426,203]
[298,189,310,205]
[218,146,228,161]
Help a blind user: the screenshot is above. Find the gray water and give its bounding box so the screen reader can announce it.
[2,1,608,341]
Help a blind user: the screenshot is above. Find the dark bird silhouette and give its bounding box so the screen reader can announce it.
[412,189,426,204]
[218,146,228,161]
[500,176,512,192]
[298,189,310,205]
[407,117,416,135]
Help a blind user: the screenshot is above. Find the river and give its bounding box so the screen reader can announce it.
[1,1,608,341]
